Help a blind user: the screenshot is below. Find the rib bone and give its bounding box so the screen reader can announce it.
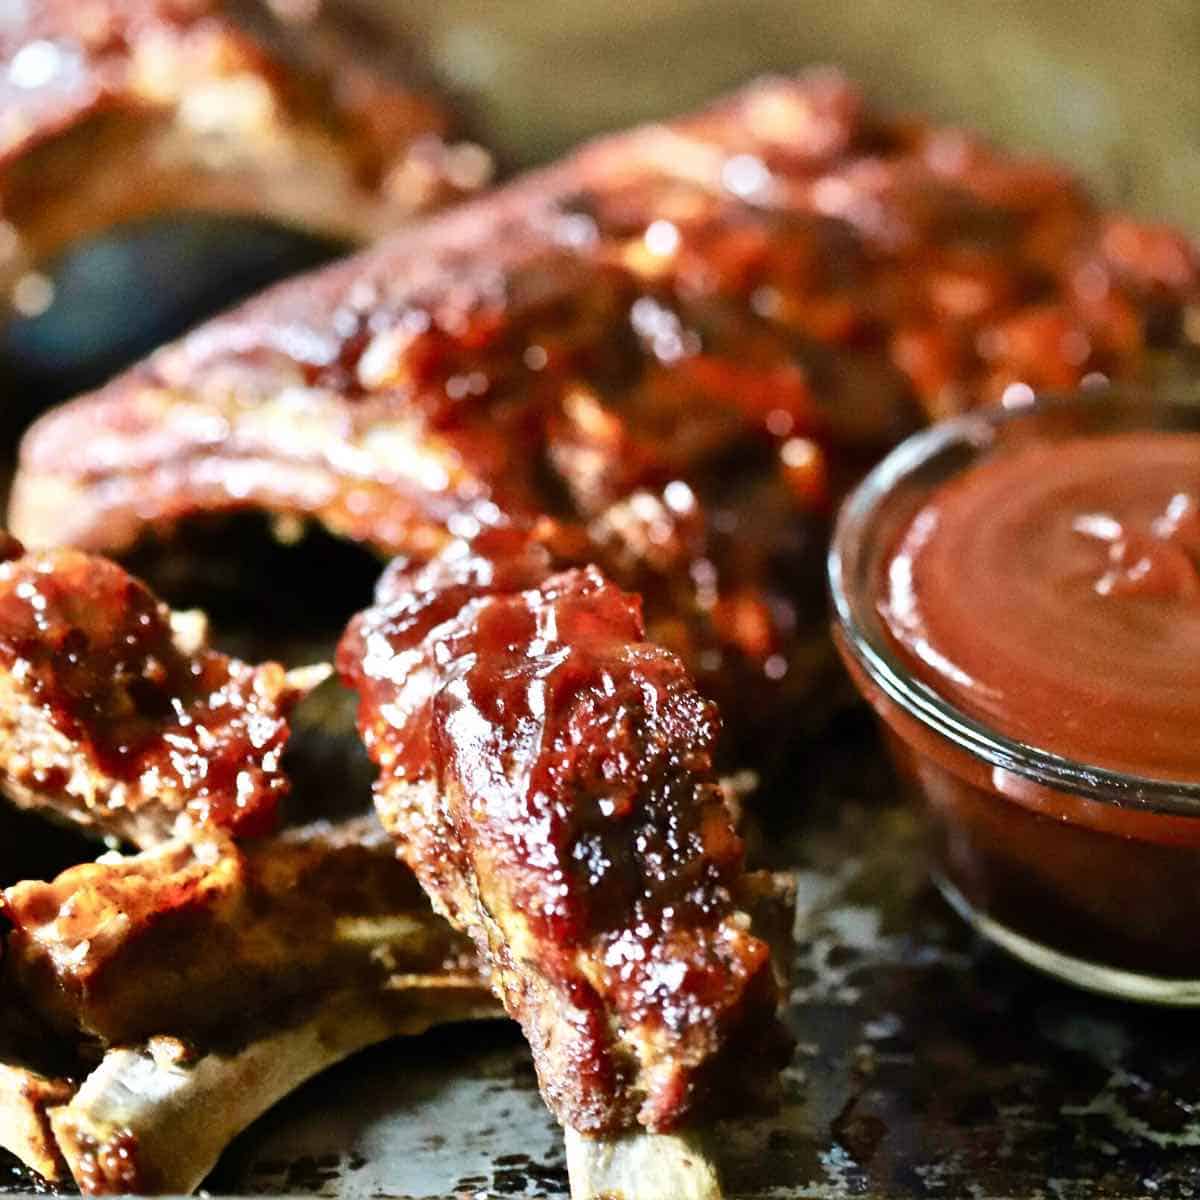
[49,978,500,1196]
[564,1127,723,1200]
[0,811,498,1191]
[0,1060,76,1184]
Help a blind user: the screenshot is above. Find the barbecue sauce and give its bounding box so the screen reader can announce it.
[881,432,1200,780]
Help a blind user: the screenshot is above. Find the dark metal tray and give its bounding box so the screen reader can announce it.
[7,711,1197,1199]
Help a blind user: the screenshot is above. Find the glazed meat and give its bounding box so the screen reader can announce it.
[0,536,313,846]
[12,71,1199,741]
[337,530,792,1135]
[2,816,481,1045]
[0,0,490,301]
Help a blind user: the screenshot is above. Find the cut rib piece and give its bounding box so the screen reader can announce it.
[2,815,479,1045]
[12,71,1199,737]
[338,531,793,1137]
[0,538,317,846]
[47,979,500,1197]
[0,0,490,300]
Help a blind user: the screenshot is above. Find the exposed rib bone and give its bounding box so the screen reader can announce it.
[49,977,500,1196]
[564,1126,723,1200]
[0,806,496,1192]
[0,1061,76,1184]
[0,1000,84,1183]
[561,869,795,1199]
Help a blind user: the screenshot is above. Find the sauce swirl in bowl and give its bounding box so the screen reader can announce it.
[830,395,1200,1002]
[879,432,1200,780]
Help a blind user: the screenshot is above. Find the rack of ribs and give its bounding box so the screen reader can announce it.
[10,70,1199,751]
[0,532,322,845]
[0,0,491,305]
[337,528,794,1155]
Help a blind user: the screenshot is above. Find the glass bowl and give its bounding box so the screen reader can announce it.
[829,387,1200,1004]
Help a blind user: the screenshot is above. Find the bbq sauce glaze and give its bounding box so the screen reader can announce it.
[0,540,294,838]
[880,431,1200,781]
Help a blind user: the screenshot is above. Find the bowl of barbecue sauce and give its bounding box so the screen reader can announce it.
[830,388,1200,1003]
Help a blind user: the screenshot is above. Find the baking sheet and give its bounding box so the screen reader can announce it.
[5,2,1200,1190]
[6,709,1198,1199]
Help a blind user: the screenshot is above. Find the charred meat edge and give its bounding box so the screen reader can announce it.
[1,815,481,1044]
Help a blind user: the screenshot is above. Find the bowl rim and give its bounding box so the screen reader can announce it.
[828,385,1200,817]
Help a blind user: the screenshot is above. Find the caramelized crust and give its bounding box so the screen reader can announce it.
[2,816,479,1045]
[338,531,790,1134]
[0,539,306,845]
[13,71,1199,734]
[0,0,489,296]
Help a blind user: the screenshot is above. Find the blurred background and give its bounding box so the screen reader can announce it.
[366,0,1198,230]
[5,0,1194,418]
